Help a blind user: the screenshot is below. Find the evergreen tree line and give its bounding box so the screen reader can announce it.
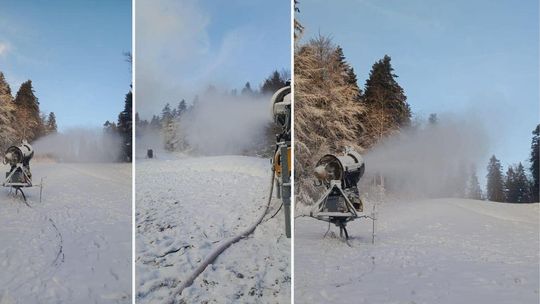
[486,125,539,203]
[0,71,57,152]
[135,70,289,154]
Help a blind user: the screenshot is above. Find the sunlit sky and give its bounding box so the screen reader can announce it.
[135,0,291,118]
[0,1,132,130]
[298,0,539,171]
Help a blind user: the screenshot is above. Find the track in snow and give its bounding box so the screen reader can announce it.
[0,162,132,304]
[136,155,291,304]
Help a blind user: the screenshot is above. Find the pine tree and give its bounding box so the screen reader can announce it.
[466,166,482,200]
[504,166,517,203]
[241,82,254,96]
[46,112,57,134]
[530,124,539,202]
[161,103,172,123]
[261,70,288,95]
[177,99,187,116]
[14,80,42,141]
[362,55,411,146]
[0,71,17,150]
[335,46,362,101]
[150,115,161,130]
[486,155,505,202]
[514,163,531,203]
[117,90,132,162]
[103,120,117,133]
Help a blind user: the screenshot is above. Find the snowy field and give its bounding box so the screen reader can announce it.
[136,155,291,303]
[0,161,132,304]
[295,198,539,304]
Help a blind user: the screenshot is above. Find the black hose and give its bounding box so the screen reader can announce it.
[172,169,276,297]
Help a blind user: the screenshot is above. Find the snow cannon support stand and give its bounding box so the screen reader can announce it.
[271,83,291,238]
[2,140,43,203]
[310,147,376,241]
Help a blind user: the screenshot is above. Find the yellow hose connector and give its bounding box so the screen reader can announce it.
[273,147,292,176]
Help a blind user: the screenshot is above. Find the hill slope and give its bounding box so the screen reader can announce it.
[295,198,539,304]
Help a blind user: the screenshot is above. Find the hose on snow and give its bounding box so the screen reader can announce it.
[173,168,276,297]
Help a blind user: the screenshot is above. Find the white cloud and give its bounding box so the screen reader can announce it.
[0,42,10,57]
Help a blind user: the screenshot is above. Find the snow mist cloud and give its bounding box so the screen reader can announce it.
[33,128,122,163]
[181,94,272,155]
[362,114,490,198]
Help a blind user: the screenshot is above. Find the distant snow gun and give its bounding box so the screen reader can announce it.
[310,147,375,241]
[2,140,43,203]
[271,82,291,238]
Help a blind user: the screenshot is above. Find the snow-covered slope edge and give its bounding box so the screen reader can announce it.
[295,198,539,304]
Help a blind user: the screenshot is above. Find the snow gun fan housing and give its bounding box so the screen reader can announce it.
[311,147,365,238]
[271,84,291,137]
[314,148,365,199]
[3,140,34,187]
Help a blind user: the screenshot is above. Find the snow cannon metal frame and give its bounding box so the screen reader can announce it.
[2,140,43,203]
[310,147,371,240]
[271,83,292,238]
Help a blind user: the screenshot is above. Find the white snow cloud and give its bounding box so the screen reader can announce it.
[363,113,490,198]
[0,42,10,57]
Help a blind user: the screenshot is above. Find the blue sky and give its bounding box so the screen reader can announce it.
[297,0,539,170]
[0,0,132,130]
[135,0,291,117]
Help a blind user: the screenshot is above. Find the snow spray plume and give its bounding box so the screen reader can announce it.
[32,128,122,163]
[362,115,490,199]
[180,93,272,155]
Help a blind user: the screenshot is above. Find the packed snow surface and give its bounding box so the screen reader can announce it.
[295,198,539,304]
[0,162,132,303]
[136,155,291,303]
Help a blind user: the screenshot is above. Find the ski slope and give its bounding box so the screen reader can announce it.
[0,162,132,304]
[295,198,539,304]
[136,155,291,303]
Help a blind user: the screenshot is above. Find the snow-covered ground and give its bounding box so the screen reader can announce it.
[136,155,291,303]
[0,161,132,304]
[295,198,539,304]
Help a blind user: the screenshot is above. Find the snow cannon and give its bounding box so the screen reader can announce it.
[271,83,291,136]
[271,83,292,238]
[310,147,367,240]
[3,140,42,202]
[4,140,34,168]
